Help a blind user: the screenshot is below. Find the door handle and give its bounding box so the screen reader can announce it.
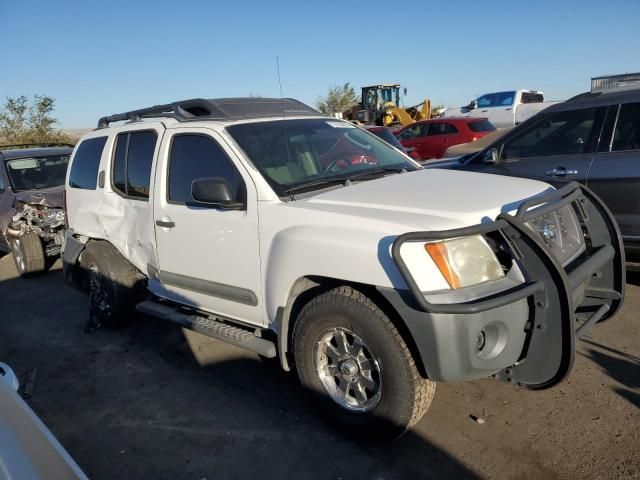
[545,167,578,177]
[156,218,175,228]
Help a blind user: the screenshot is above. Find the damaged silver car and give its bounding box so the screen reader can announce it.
[0,144,73,276]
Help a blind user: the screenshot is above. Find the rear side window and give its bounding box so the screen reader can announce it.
[168,134,244,204]
[612,103,640,152]
[69,137,107,190]
[521,92,544,104]
[467,120,496,133]
[502,107,606,160]
[111,130,157,199]
[427,123,457,136]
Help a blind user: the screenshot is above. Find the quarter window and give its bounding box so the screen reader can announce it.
[168,134,244,204]
[612,103,640,152]
[69,137,107,190]
[111,130,157,199]
[502,107,606,160]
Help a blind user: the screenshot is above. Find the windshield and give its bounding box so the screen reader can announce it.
[227,119,417,196]
[5,155,70,191]
[476,91,516,108]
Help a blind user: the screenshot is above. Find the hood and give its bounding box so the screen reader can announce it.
[293,169,553,231]
[14,185,64,208]
[421,157,464,168]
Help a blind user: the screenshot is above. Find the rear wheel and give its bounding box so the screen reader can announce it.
[11,233,46,276]
[79,241,144,327]
[293,286,435,441]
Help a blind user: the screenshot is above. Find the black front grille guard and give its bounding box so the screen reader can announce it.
[391,182,625,388]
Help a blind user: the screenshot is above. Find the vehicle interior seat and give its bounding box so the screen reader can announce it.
[262,137,308,185]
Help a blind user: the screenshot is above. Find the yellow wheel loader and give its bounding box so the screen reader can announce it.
[343,84,431,129]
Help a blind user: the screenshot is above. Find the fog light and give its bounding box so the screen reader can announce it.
[476,322,508,360]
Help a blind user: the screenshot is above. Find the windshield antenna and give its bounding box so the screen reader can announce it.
[276,56,285,113]
[276,56,295,200]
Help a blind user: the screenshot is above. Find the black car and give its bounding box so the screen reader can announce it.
[0,144,73,275]
[426,73,640,268]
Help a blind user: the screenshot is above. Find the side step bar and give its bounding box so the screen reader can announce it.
[136,301,277,358]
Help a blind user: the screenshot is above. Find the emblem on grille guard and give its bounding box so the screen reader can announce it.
[539,218,559,246]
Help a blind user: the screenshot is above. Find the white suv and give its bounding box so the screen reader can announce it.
[62,97,625,440]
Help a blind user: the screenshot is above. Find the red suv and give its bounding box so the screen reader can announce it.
[395,118,496,161]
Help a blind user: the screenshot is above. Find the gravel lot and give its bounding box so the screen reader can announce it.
[0,254,638,480]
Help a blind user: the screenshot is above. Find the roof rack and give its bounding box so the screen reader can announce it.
[97,97,321,128]
[0,143,75,151]
[591,73,640,94]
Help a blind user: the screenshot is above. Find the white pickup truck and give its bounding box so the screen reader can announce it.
[62,97,624,440]
[443,90,559,128]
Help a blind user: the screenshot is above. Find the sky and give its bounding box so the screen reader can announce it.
[1,0,638,129]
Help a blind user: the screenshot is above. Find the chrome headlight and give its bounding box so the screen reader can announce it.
[424,235,504,289]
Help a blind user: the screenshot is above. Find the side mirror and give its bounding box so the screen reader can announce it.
[191,177,244,210]
[0,362,19,391]
[468,100,478,111]
[483,147,499,164]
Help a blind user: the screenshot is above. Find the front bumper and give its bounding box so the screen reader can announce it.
[381,182,625,388]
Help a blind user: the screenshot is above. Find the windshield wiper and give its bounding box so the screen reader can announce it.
[283,167,407,199]
[283,178,347,196]
[343,166,407,181]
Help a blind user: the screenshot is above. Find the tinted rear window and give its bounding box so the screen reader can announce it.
[612,102,640,151]
[467,120,497,133]
[69,137,107,190]
[111,130,157,199]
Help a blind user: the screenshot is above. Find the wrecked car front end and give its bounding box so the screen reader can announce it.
[0,148,72,273]
[6,194,67,258]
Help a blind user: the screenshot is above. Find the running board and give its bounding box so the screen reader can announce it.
[136,301,276,358]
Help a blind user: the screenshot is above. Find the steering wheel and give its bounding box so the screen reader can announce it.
[323,158,351,174]
[324,155,379,174]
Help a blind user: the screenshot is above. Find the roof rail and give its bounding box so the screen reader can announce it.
[97,97,321,128]
[0,143,75,150]
[591,73,640,94]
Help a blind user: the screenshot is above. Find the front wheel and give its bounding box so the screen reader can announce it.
[293,286,435,441]
[11,233,46,276]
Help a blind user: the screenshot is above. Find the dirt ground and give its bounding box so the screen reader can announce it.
[0,254,638,480]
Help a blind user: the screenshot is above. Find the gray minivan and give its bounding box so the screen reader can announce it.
[427,73,640,268]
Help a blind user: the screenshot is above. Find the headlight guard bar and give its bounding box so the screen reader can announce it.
[391,182,624,316]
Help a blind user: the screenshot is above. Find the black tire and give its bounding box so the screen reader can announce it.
[293,286,435,441]
[11,233,46,276]
[79,241,144,327]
